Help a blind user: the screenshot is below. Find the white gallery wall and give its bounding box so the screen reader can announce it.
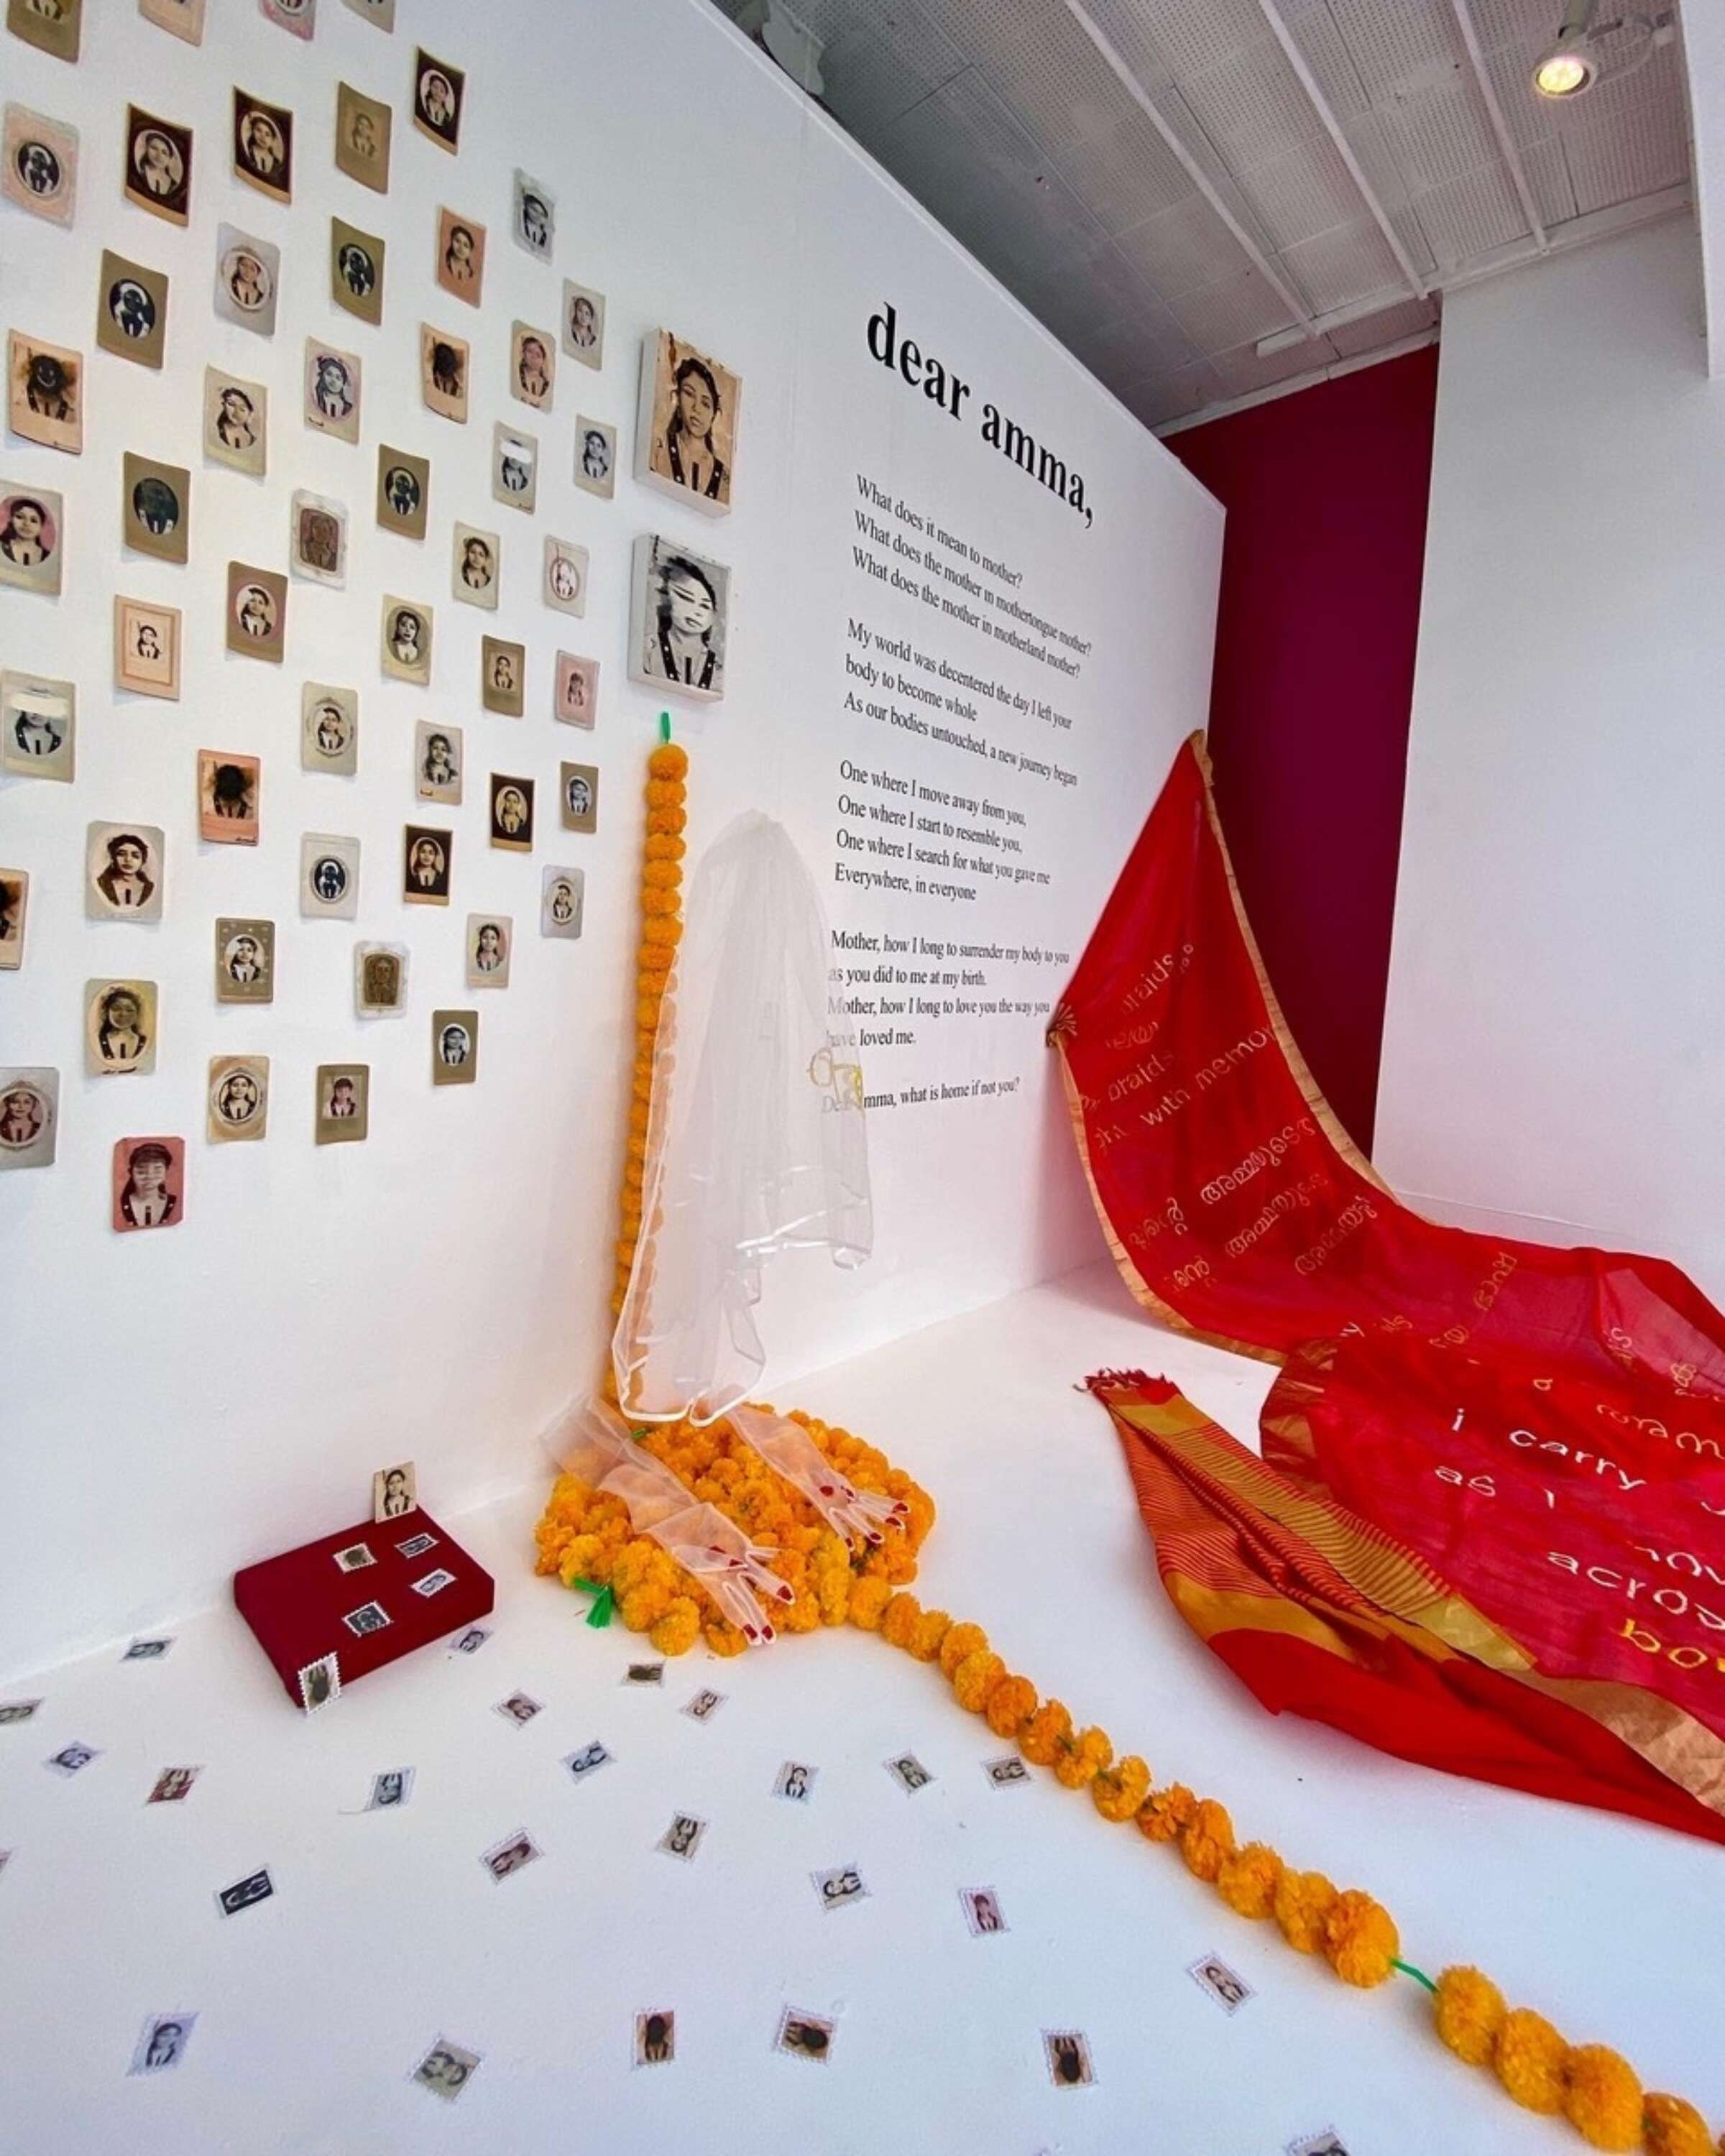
[0,0,1222,1676]
[1377,218,1725,1300]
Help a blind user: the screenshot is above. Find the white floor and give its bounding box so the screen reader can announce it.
[3,1261,1718,2156]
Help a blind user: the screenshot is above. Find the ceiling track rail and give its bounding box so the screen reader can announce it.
[1442,0,1550,252]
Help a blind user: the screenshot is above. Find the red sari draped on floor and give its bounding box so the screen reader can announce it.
[1052,734,1725,1842]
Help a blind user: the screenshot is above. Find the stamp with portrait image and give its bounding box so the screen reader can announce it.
[114,596,180,699]
[214,918,274,1005]
[213,226,280,338]
[0,1069,58,1171]
[334,80,390,193]
[207,1055,269,1145]
[0,485,64,598]
[301,684,358,777]
[431,1010,477,1086]
[303,341,361,444]
[203,367,267,476]
[86,821,165,922]
[226,563,287,663]
[375,446,429,540]
[97,252,167,369]
[331,218,385,328]
[9,330,82,456]
[121,453,190,566]
[4,105,78,228]
[124,106,192,226]
[232,88,292,204]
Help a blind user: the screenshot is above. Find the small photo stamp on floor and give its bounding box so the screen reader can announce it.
[448,1626,490,1654]
[960,1887,1007,1936]
[775,2007,834,2064]
[983,1754,1030,1789]
[681,1688,724,1723]
[412,2035,481,2103]
[657,1812,705,1861]
[129,2011,197,2076]
[564,1740,612,1782]
[216,1866,274,1918]
[122,1636,172,1661]
[0,1699,42,1726]
[45,1743,98,1777]
[147,1766,200,1805]
[1189,1953,1254,2014]
[1287,2134,1350,2156]
[884,1751,934,1794]
[396,1531,436,1558]
[298,1652,339,1713]
[773,1760,816,1802]
[342,1600,390,1637]
[633,2009,675,2067]
[479,1829,540,1881]
[368,1767,414,1810]
[494,1692,542,1728]
[411,1567,456,1597]
[811,1866,868,1911]
[623,1660,664,1686]
[1044,2029,1095,2088]
[333,1541,375,1572]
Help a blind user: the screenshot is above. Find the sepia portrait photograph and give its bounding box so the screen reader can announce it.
[639,329,740,514]
[554,650,598,729]
[114,596,181,698]
[261,0,315,41]
[481,637,524,717]
[492,423,537,512]
[112,1135,185,1233]
[412,50,464,152]
[0,1068,58,1171]
[232,88,292,204]
[372,1461,415,1520]
[420,325,468,423]
[630,533,730,703]
[510,322,555,412]
[215,917,274,1004]
[140,0,206,40]
[574,417,617,502]
[542,535,587,618]
[540,865,583,941]
[452,522,498,610]
[355,942,407,1016]
[415,720,461,804]
[315,1064,369,1146]
[302,683,358,775]
[376,446,429,540]
[402,824,451,906]
[303,341,361,443]
[84,978,157,1077]
[213,226,279,338]
[489,773,534,853]
[97,253,167,368]
[334,80,390,192]
[203,368,267,475]
[9,331,82,456]
[513,170,553,259]
[4,106,78,228]
[381,596,432,684]
[342,0,393,25]
[87,823,165,921]
[563,279,605,370]
[124,106,191,226]
[466,913,511,990]
[0,485,64,597]
[300,832,359,920]
[207,1055,270,1144]
[291,492,348,589]
[226,563,288,663]
[0,867,27,969]
[121,453,189,565]
[9,0,80,61]
[431,1010,477,1086]
[558,760,598,836]
[436,208,486,307]
[1,670,73,778]
[198,751,260,845]
[331,217,385,328]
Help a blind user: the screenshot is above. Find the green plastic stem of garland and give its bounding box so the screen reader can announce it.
[569,1577,615,1628]
[1393,1958,1438,1994]
[658,709,671,742]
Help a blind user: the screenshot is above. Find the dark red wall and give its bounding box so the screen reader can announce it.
[1165,345,1438,1154]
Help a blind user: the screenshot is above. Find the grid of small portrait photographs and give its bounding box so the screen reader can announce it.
[1,0,745,1227]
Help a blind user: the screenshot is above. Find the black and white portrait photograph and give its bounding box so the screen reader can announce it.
[96,253,167,369]
[124,106,191,226]
[630,533,730,704]
[420,324,468,423]
[431,1010,477,1085]
[415,721,461,804]
[559,760,598,836]
[402,824,451,906]
[656,1812,707,1862]
[203,367,267,475]
[466,913,511,990]
[8,0,80,61]
[638,329,740,514]
[563,278,605,370]
[413,2036,480,2104]
[492,423,538,512]
[481,636,525,717]
[331,217,385,328]
[0,1068,58,1171]
[129,2013,196,2077]
[334,79,390,192]
[412,1567,455,1597]
[8,330,83,456]
[214,918,274,1005]
[0,868,28,971]
[413,49,464,151]
[300,832,360,921]
[0,487,64,597]
[372,1461,415,1519]
[355,943,408,1016]
[84,978,158,1076]
[511,321,555,412]
[376,446,429,540]
[121,453,190,566]
[543,535,587,618]
[540,865,583,941]
[86,822,165,921]
[114,594,182,698]
[4,105,77,228]
[226,563,288,663]
[554,650,598,727]
[261,0,315,41]
[213,226,280,338]
[232,88,292,204]
[436,208,485,308]
[46,1741,99,1777]
[315,1062,369,1145]
[207,1055,270,1144]
[139,0,206,41]
[302,683,358,775]
[493,1692,540,1728]
[574,416,617,500]
[1,670,73,780]
[452,522,498,610]
[380,595,433,685]
[304,341,361,443]
[773,1760,817,1802]
[489,773,534,853]
[291,492,348,589]
[513,169,553,259]
[368,1767,414,1809]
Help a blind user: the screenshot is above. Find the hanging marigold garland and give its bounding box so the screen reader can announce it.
[533,736,1718,2154]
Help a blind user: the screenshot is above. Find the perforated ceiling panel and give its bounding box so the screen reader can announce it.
[717,0,1698,428]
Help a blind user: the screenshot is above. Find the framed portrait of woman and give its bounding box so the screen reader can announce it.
[636,329,739,516]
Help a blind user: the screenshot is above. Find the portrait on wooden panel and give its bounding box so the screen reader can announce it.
[291,493,347,589]
[112,1137,185,1232]
[208,1056,270,1143]
[420,326,468,423]
[554,651,597,728]
[315,1064,369,1145]
[233,89,292,203]
[489,775,533,853]
[412,51,464,152]
[9,331,82,455]
[9,0,80,61]
[124,107,191,225]
[0,869,27,969]
[431,1011,477,1085]
[543,536,587,618]
[215,918,274,1003]
[540,866,582,941]
[0,487,63,596]
[213,226,280,337]
[0,1069,58,1170]
[300,834,359,920]
[1,671,73,777]
[331,218,385,327]
[139,0,205,44]
[511,323,554,412]
[452,522,498,610]
[638,330,739,513]
[559,762,598,836]
[436,208,485,307]
[334,80,390,191]
[376,446,428,540]
[563,280,604,370]
[630,533,730,703]
[514,170,553,259]
[226,564,287,662]
[481,637,524,717]
[466,914,510,990]
[492,423,537,512]
[574,418,616,502]
[381,596,432,684]
[304,341,361,442]
[198,752,260,845]
[415,722,461,805]
[122,453,190,565]
[87,824,165,921]
[114,598,182,699]
[402,825,451,906]
[204,369,266,475]
[356,943,407,1015]
[4,105,77,226]
[86,980,157,1076]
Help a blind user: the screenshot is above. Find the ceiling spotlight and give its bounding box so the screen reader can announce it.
[1532,2,1600,98]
